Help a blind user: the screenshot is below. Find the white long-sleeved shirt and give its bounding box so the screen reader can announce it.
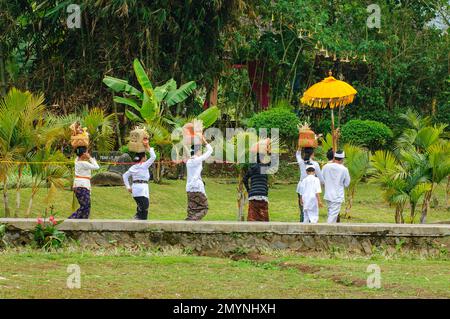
[186,144,213,194]
[73,157,100,190]
[299,174,322,211]
[322,162,351,203]
[296,150,324,194]
[122,148,156,198]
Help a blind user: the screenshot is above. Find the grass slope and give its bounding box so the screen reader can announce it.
[0,250,448,298]
[1,179,449,223]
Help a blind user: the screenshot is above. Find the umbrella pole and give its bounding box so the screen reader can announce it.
[331,108,336,153]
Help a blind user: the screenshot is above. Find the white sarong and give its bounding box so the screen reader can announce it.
[326,200,342,223]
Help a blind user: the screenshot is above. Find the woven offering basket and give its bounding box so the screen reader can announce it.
[70,135,89,148]
[298,123,318,148]
[128,127,149,153]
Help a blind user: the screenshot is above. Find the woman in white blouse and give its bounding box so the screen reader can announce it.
[122,137,157,220]
[68,147,100,219]
[185,136,213,221]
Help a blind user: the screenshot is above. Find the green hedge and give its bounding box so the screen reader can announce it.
[246,107,300,143]
[341,119,393,151]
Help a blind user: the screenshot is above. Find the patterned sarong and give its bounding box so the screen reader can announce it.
[68,187,91,219]
[186,192,208,221]
[248,200,269,222]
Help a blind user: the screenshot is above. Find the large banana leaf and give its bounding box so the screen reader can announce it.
[102,76,142,98]
[164,81,197,107]
[113,96,141,112]
[196,106,220,128]
[154,79,177,102]
[140,88,159,122]
[133,58,153,90]
[125,109,143,122]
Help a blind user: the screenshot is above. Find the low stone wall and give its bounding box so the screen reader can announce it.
[1,219,449,256]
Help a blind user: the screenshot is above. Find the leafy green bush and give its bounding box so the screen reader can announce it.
[433,104,450,129]
[33,216,66,250]
[246,107,299,147]
[341,120,393,151]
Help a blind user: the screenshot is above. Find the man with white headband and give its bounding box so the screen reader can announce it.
[322,150,351,223]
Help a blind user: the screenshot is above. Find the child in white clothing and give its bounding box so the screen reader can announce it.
[298,164,323,223]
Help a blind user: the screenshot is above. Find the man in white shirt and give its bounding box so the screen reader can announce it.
[123,137,157,220]
[185,136,213,221]
[322,150,351,223]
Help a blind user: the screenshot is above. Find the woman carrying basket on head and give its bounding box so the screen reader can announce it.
[68,146,100,219]
[122,136,157,220]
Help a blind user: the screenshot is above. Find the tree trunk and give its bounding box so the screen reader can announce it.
[153,160,162,184]
[3,180,10,217]
[15,165,23,217]
[236,168,246,221]
[410,203,416,224]
[446,176,449,211]
[25,187,38,218]
[112,98,122,148]
[343,188,355,219]
[395,205,404,224]
[0,43,7,96]
[26,197,33,218]
[395,206,400,223]
[420,189,433,224]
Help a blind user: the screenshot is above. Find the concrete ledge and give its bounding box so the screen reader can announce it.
[1,219,449,256]
[1,218,449,237]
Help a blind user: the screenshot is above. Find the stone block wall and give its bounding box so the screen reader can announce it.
[1,219,449,257]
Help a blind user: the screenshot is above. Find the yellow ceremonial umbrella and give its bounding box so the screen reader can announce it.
[300,70,357,152]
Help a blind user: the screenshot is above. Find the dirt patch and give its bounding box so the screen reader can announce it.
[229,252,276,263]
[329,274,367,287]
[278,262,322,274]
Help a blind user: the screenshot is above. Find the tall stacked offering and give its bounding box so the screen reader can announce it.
[128,126,149,153]
[69,121,89,148]
[298,122,318,148]
[250,138,271,154]
[182,119,203,146]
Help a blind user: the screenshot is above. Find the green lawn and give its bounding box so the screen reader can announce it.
[1,179,449,223]
[0,249,448,298]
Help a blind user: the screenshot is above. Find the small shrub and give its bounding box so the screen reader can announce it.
[0,224,6,247]
[341,119,393,151]
[32,215,66,250]
[246,107,300,148]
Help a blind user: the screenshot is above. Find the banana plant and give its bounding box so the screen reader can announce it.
[103,58,197,123]
[103,58,220,183]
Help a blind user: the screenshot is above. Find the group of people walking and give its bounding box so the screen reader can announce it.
[295,147,350,224]
[68,138,350,224]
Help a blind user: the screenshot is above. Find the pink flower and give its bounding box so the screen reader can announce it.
[49,216,57,225]
[37,218,43,225]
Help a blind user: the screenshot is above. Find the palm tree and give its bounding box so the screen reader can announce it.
[0,88,45,217]
[395,109,449,223]
[420,141,450,223]
[370,150,408,223]
[371,115,449,224]
[25,149,69,217]
[24,114,70,217]
[50,107,116,153]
